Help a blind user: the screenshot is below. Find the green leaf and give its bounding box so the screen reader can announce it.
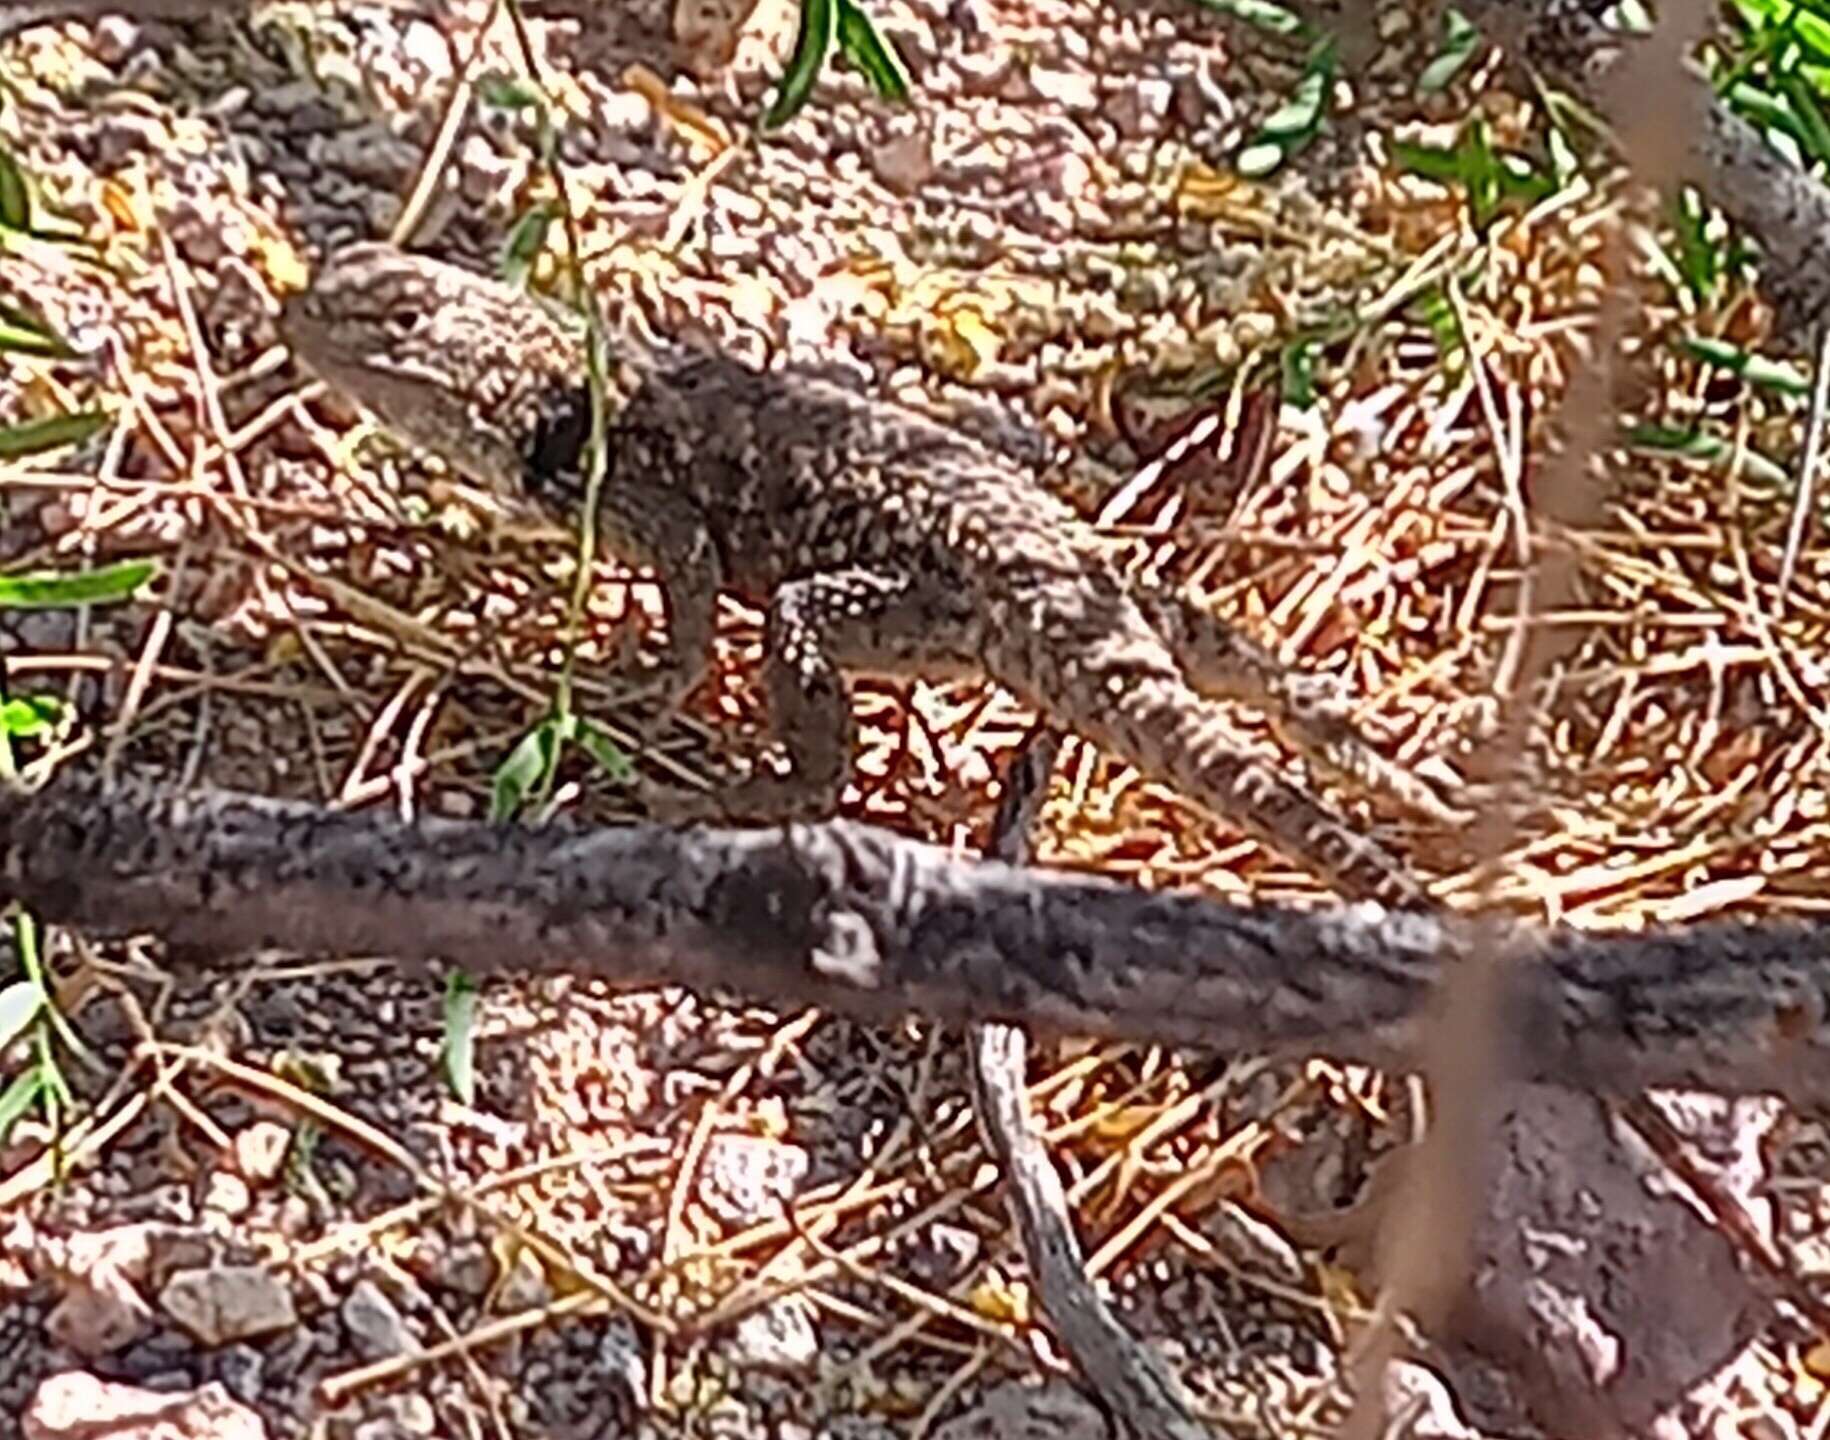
[1236,41,1335,176]
[1460,118,1501,224]
[835,0,910,101]
[0,148,28,232]
[1496,151,1555,205]
[1184,0,1307,37]
[1279,339,1317,409]
[0,1065,44,1146]
[1729,0,1830,65]
[1679,335,1812,394]
[1625,424,1791,487]
[0,980,43,1056]
[1392,137,1465,183]
[0,558,156,610]
[1669,190,1724,300]
[1417,7,1479,94]
[575,717,634,782]
[1727,78,1803,141]
[764,0,839,130]
[1780,71,1830,165]
[0,298,75,358]
[1412,285,1465,364]
[38,1045,72,1111]
[0,321,68,357]
[1259,56,1330,137]
[1395,120,1542,227]
[441,971,478,1106]
[501,203,557,290]
[477,74,545,109]
[0,409,108,460]
[490,718,561,821]
[0,695,66,738]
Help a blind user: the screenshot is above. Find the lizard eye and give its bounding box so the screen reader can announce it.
[524,383,593,500]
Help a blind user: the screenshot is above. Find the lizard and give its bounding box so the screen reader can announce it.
[280,243,1467,909]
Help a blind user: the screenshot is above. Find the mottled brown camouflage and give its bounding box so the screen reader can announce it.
[284,244,1465,906]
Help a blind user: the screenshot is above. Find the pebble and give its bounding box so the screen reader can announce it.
[200,1172,251,1220]
[24,1373,267,1440]
[230,1123,292,1184]
[341,1279,418,1361]
[730,1296,819,1372]
[159,1266,296,1347]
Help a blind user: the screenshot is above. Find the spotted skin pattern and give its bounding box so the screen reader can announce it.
[283,245,1465,907]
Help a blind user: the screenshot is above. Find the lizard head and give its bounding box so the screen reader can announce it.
[280,243,594,505]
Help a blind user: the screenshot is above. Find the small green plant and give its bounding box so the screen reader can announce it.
[0,556,158,1151]
[1623,423,1790,487]
[426,19,661,1098]
[1187,0,1305,35]
[1679,334,1812,394]
[0,133,158,1151]
[765,0,911,129]
[1393,117,1556,229]
[1236,38,1338,177]
[1416,6,1480,94]
[1717,0,1830,169]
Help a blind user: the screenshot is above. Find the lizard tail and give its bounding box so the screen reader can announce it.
[1078,672,1433,909]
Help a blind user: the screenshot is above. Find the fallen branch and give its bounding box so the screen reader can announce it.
[968,727,1214,1439]
[3,777,1828,1105]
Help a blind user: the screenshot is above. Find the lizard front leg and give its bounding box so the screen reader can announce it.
[595,484,721,723]
[641,567,984,823]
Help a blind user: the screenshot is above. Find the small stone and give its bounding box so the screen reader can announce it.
[41,1223,210,1358]
[869,126,935,194]
[595,1316,646,1405]
[952,49,1015,97]
[214,1346,264,1406]
[159,1266,296,1347]
[731,1295,818,1372]
[1043,153,1091,203]
[1383,1361,1478,1438]
[434,789,478,819]
[46,1274,152,1358]
[443,1240,491,1297]
[598,86,657,135]
[375,1393,436,1437]
[202,1172,251,1219]
[399,20,451,80]
[230,1123,291,1184]
[24,1373,266,1440]
[341,1279,418,1361]
[907,1222,981,1283]
[1027,67,1098,110]
[699,1135,810,1225]
[491,1249,551,1314]
[89,15,141,65]
[87,112,167,173]
[456,134,519,207]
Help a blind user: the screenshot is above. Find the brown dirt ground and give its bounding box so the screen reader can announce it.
[2,1,1829,1436]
